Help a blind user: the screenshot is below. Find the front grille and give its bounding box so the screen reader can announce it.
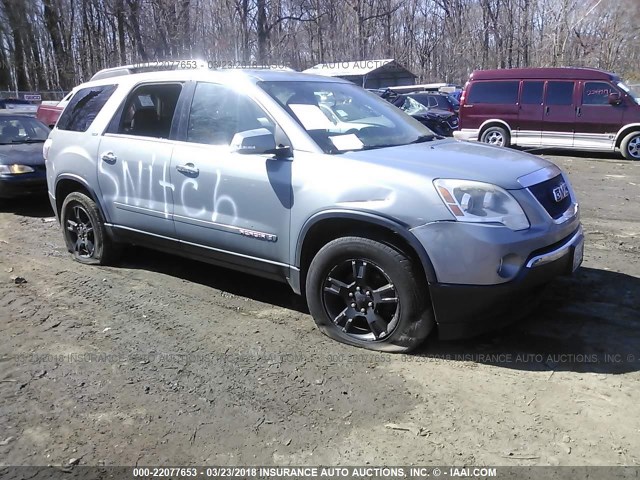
[527,174,572,220]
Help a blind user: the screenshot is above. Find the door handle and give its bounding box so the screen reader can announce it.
[576,106,582,117]
[176,163,199,176]
[101,151,117,164]
[545,106,550,115]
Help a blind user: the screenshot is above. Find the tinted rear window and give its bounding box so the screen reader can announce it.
[545,82,574,105]
[57,85,117,132]
[468,81,519,104]
[521,81,544,104]
[433,96,449,108]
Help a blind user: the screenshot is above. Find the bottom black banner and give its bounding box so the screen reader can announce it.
[1,466,638,480]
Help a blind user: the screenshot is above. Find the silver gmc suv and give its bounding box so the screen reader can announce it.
[44,68,583,352]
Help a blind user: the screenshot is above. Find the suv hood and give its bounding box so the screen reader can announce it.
[340,138,555,190]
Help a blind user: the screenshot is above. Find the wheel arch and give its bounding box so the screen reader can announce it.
[55,174,108,222]
[478,119,512,139]
[294,211,438,295]
[614,123,640,148]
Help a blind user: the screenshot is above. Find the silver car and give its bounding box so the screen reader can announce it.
[44,69,583,352]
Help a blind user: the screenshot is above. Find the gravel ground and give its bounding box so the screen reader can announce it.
[0,152,639,468]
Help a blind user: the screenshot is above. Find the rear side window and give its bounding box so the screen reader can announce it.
[432,96,447,108]
[583,82,616,105]
[57,85,117,132]
[521,81,544,104]
[545,82,574,105]
[115,83,183,138]
[467,81,519,104]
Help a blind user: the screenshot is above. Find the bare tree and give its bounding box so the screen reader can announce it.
[0,0,638,93]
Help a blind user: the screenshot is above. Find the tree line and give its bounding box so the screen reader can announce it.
[0,0,638,94]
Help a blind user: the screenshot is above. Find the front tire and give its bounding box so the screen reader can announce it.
[306,237,434,352]
[481,126,510,147]
[60,192,120,265]
[620,131,640,160]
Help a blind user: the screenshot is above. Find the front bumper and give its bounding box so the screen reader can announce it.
[0,171,47,198]
[429,226,584,340]
[453,128,479,142]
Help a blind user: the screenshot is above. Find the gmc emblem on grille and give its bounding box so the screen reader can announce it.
[552,183,570,203]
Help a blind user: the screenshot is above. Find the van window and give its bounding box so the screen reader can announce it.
[583,82,616,105]
[521,81,544,104]
[116,83,183,138]
[467,81,519,104]
[545,82,574,105]
[57,85,117,132]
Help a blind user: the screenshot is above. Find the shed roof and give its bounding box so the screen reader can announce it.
[303,59,416,78]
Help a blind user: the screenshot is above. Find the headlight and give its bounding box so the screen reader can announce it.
[0,164,35,174]
[434,179,530,231]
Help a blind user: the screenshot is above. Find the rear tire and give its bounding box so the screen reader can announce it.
[481,126,510,147]
[620,131,640,160]
[306,237,434,352]
[60,192,120,265]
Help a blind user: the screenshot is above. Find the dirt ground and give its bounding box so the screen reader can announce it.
[1,152,639,468]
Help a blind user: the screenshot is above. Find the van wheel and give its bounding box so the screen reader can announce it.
[306,237,434,353]
[481,126,510,147]
[60,192,120,265]
[620,131,640,160]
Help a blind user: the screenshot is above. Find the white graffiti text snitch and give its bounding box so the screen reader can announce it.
[210,169,238,223]
[99,155,238,225]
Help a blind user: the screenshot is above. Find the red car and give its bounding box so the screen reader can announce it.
[454,67,640,160]
[35,91,74,129]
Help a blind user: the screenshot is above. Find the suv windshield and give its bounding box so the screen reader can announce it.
[0,117,49,144]
[259,81,433,153]
[618,82,640,105]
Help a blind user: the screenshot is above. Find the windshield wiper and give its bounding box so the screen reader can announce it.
[408,134,439,143]
[335,134,442,153]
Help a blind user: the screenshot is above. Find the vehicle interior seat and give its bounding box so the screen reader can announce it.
[286,91,319,107]
[131,108,161,137]
[1,125,20,139]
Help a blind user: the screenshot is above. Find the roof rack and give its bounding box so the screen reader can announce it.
[90,59,209,81]
[90,60,295,81]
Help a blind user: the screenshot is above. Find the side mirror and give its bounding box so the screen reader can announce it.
[608,92,622,105]
[230,128,277,154]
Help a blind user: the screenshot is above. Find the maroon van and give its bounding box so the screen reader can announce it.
[454,67,640,160]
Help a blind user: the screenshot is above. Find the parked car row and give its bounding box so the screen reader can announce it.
[371,89,459,137]
[370,68,639,161]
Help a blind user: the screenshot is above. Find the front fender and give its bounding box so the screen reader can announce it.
[294,209,438,284]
